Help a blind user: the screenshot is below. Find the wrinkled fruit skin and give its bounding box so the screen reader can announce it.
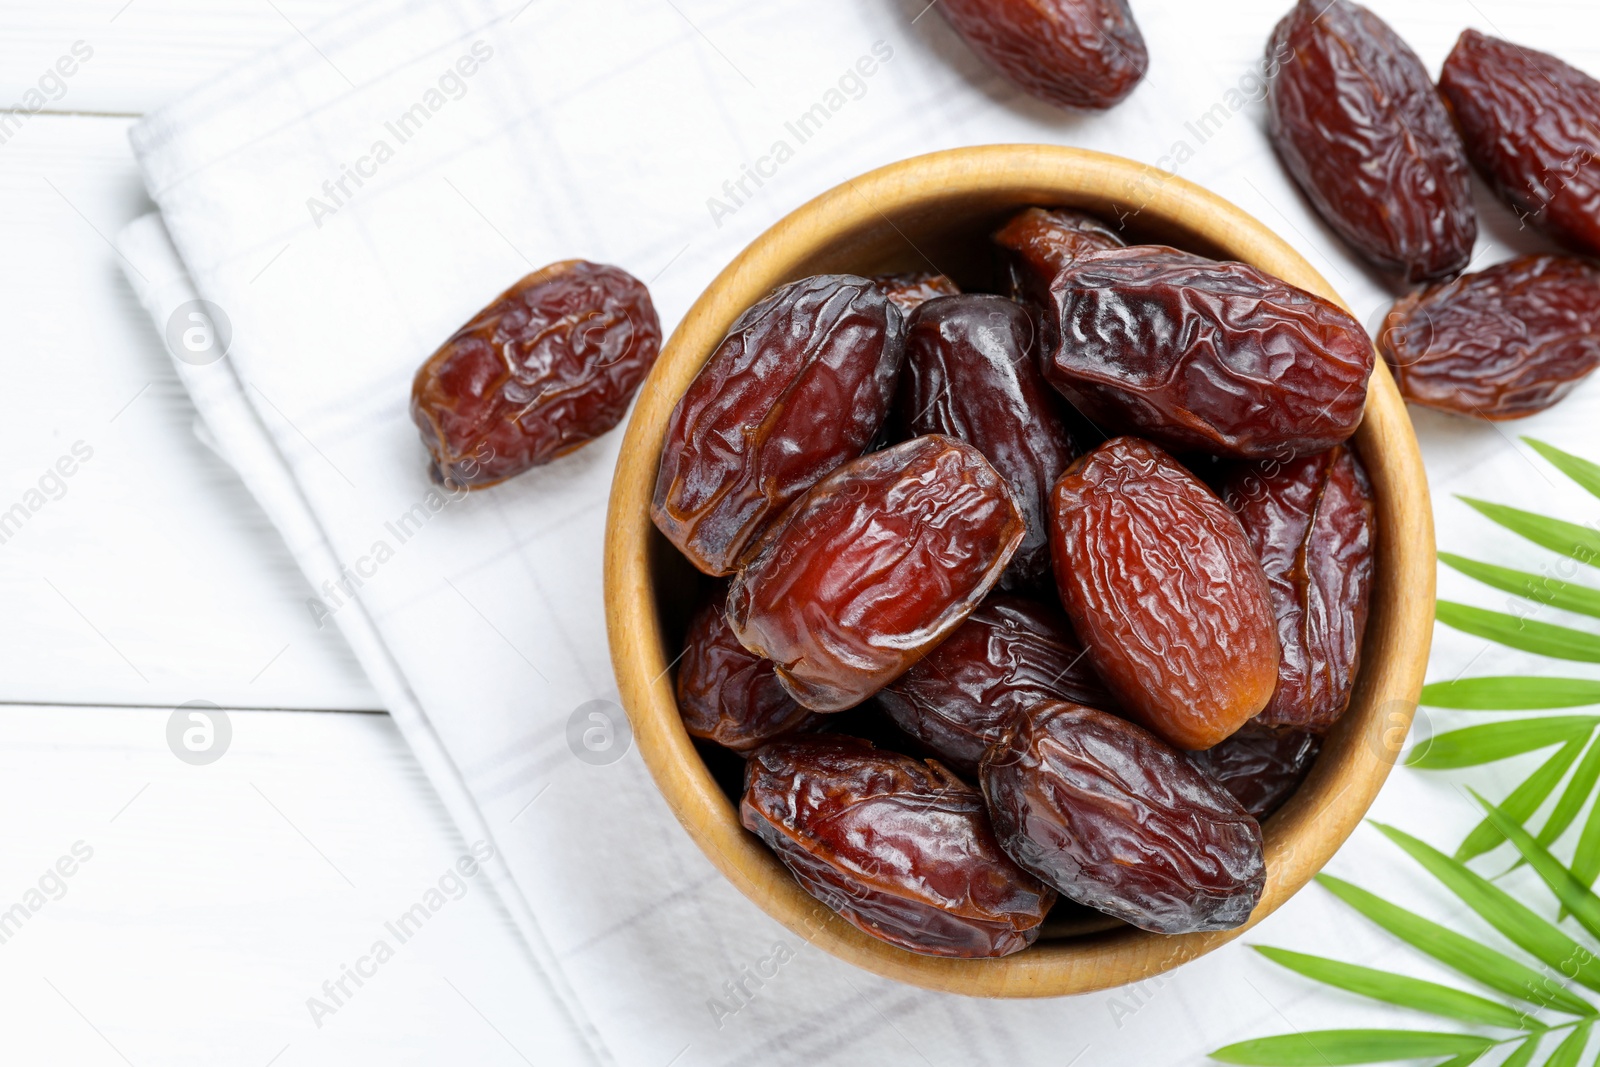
[1441,29,1600,258]
[677,593,823,753]
[742,735,1055,958]
[1046,247,1374,459]
[652,275,905,575]
[937,0,1147,111]
[1266,0,1475,281]
[893,295,1078,590]
[876,595,1112,776]
[994,207,1125,311]
[411,260,661,488]
[728,435,1024,712]
[871,271,960,314]
[1190,724,1321,820]
[1051,437,1280,749]
[981,702,1266,934]
[1379,255,1600,420]
[1223,446,1376,732]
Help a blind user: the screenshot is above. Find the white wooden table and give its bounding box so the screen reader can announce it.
[0,4,562,1063]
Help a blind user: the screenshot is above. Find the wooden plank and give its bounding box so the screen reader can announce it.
[0,114,380,710]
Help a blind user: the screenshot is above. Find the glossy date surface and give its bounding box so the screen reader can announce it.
[1379,255,1600,420]
[411,260,661,488]
[1267,0,1475,281]
[994,207,1125,311]
[1190,724,1321,820]
[871,271,960,314]
[728,435,1024,712]
[677,592,822,753]
[741,735,1055,958]
[652,275,905,575]
[1441,29,1600,258]
[980,701,1266,934]
[1050,437,1280,750]
[936,0,1147,111]
[1223,446,1375,731]
[1045,247,1374,458]
[893,295,1078,590]
[875,595,1111,775]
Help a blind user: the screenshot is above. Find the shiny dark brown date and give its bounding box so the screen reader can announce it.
[411,260,661,488]
[1379,255,1600,420]
[1045,247,1373,458]
[981,701,1266,934]
[742,735,1055,958]
[677,593,823,753]
[729,435,1024,711]
[1190,724,1321,820]
[892,295,1078,589]
[1223,446,1375,731]
[871,271,960,314]
[937,0,1148,111]
[1267,0,1475,281]
[994,207,1125,310]
[875,595,1111,776]
[652,275,904,575]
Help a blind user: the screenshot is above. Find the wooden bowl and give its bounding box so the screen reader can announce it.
[604,145,1434,997]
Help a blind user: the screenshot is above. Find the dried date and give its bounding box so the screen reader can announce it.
[742,735,1055,957]
[652,275,905,575]
[1266,0,1476,281]
[1222,446,1376,731]
[1441,30,1600,258]
[875,595,1111,776]
[1045,247,1374,458]
[677,593,823,753]
[980,701,1266,934]
[871,271,960,314]
[1050,437,1280,749]
[411,260,661,488]
[994,207,1125,310]
[1189,724,1321,820]
[892,295,1079,589]
[1378,255,1600,419]
[936,0,1148,111]
[728,435,1024,712]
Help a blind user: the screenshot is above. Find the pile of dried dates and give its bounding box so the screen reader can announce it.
[653,200,1378,958]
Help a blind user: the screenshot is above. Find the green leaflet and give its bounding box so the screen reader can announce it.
[1407,717,1599,769]
[1476,794,1600,948]
[1525,438,1600,501]
[1456,738,1588,860]
[1420,676,1600,711]
[1541,739,1600,848]
[1208,1029,1496,1065]
[1435,602,1600,663]
[1315,876,1595,1017]
[1498,1037,1539,1067]
[1458,497,1600,571]
[1373,823,1600,996]
[1253,947,1532,1029]
[1440,553,1600,619]
[1574,791,1600,890]
[1544,1021,1592,1067]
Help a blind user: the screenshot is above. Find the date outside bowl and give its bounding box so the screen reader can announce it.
[603,144,1435,997]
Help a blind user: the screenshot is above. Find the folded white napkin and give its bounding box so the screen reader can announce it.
[116,0,1600,1062]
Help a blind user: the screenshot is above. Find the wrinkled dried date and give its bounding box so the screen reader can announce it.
[875,595,1111,775]
[1223,446,1375,731]
[677,593,823,753]
[1267,0,1475,281]
[652,275,905,575]
[936,0,1148,110]
[1441,30,1600,258]
[892,295,1078,589]
[1051,437,1280,749]
[742,735,1055,957]
[1190,724,1321,820]
[981,701,1266,934]
[729,435,1024,712]
[411,260,661,488]
[994,207,1125,310]
[871,271,960,314]
[1379,255,1600,419]
[1045,247,1374,458]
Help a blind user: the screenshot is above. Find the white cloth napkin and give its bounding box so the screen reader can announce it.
[116,0,1600,1063]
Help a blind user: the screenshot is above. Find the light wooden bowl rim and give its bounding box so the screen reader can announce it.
[604,144,1435,998]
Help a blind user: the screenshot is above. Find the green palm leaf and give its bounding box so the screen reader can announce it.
[1498,1037,1539,1067]
[1525,438,1600,501]
[1209,1029,1496,1065]
[1440,553,1600,619]
[1316,875,1594,1016]
[1407,717,1599,769]
[1475,793,1600,945]
[1457,497,1600,571]
[1573,794,1600,889]
[1435,603,1600,663]
[1253,947,1533,1029]
[1421,677,1600,711]
[1541,740,1600,848]
[1544,1021,1591,1066]
[1456,738,1589,860]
